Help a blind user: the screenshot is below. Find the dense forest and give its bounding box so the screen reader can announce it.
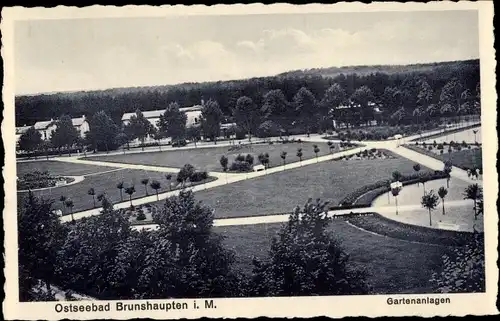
[15,59,479,127]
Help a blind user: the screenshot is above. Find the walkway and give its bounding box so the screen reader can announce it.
[50,123,483,232]
[128,199,471,232]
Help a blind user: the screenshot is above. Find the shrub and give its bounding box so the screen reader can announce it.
[245,154,254,166]
[462,140,468,147]
[136,209,146,221]
[171,140,187,147]
[189,171,209,182]
[230,161,252,172]
[428,146,433,151]
[440,150,444,155]
[235,154,246,162]
[437,143,444,150]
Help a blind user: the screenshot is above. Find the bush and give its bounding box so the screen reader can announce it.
[189,171,209,182]
[172,140,187,147]
[235,154,246,162]
[428,146,433,151]
[17,171,64,190]
[136,210,146,221]
[230,161,252,172]
[245,154,254,166]
[437,143,444,150]
[462,140,468,147]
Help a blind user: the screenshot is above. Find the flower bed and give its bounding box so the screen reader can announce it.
[17,170,74,190]
[404,144,482,171]
[347,213,477,246]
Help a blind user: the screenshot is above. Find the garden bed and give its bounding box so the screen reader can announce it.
[411,123,481,142]
[335,148,395,161]
[347,213,478,247]
[17,170,75,190]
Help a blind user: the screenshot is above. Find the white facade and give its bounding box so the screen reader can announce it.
[33,115,89,141]
[121,106,203,129]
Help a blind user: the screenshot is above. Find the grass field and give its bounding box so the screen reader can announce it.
[85,142,336,172]
[17,168,189,213]
[406,145,482,170]
[16,161,116,177]
[215,220,452,294]
[188,156,424,218]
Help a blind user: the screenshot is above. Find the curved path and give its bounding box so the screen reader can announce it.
[48,123,483,232]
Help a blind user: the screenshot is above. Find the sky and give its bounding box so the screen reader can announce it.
[14,10,479,95]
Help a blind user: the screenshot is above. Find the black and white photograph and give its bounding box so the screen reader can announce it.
[2,2,498,319]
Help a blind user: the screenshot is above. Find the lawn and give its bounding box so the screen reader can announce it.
[16,160,116,177]
[190,155,424,218]
[84,142,336,172]
[17,168,192,213]
[215,220,453,294]
[406,144,482,170]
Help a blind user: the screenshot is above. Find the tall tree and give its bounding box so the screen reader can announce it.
[201,99,223,143]
[157,102,187,144]
[440,78,464,121]
[321,83,346,128]
[128,110,155,150]
[261,89,290,132]
[248,198,369,296]
[150,180,162,201]
[463,184,483,231]
[351,86,375,125]
[50,115,79,156]
[136,190,241,298]
[87,111,119,152]
[234,96,260,141]
[18,126,42,156]
[293,87,318,137]
[18,192,66,299]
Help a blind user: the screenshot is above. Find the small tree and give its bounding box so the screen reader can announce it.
[116,181,124,201]
[313,144,320,162]
[472,129,479,144]
[59,195,67,214]
[391,188,401,215]
[87,187,96,208]
[463,184,483,232]
[437,186,448,215]
[141,178,150,196]
[64,199,75,222]
[124,186,136,207]
[392,171,403,182]
[280,151,287,168]
[296,148,303,165]
[327,141,335,154]
[421,190,439,226]
[165,173,173,191]
[220,155,229,172]
[245,154,254,166]
[177,164,196,187]
[444,160,453,188]
[150,180,162,201]
[413,163,421,185]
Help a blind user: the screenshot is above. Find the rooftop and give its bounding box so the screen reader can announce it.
[121,105,203,121]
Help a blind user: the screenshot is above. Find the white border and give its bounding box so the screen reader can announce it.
[2,2,498,319]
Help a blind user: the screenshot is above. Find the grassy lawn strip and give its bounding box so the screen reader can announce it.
[84,141,336,172]
[411,123,481,142]
[215,219,453,294]
[346,214,476,247]
[17,168,216,213]
[16,160,116,177]
[190,154,427,219]
[404,144,482,170]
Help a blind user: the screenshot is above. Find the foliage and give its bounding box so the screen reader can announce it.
[230,160,252,172]
[234,96,261,140]
[17,170,66,190]
[86,111,120,151]
[50,115,79,152]
[18,192,67,300]
[156,102,187,143]
[293,87,318,135]
[201,99,223,141]
[220,155,229,172]
[248,198,370,296]
[128,110,155,145]
[430,234,485,293]
[19,126,43,153]
[177,164,196,184]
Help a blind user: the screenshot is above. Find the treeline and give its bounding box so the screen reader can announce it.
[15,59,479,126]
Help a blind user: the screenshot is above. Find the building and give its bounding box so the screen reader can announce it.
[121,105,203,129]
[32,115,90,141]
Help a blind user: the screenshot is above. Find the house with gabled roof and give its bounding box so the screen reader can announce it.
[33,115,90,141]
